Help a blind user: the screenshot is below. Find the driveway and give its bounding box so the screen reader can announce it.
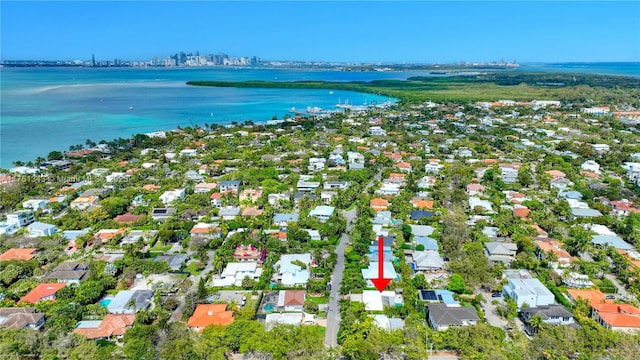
[169,250,215,322]
[479,291,508,329]
[604,273,630,299]
[325,206,357,348]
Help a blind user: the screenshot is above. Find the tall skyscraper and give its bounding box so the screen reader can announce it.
[91,54,96,67]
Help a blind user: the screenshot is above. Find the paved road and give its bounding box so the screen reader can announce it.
[325,207,357,348]
[325,171,381,348]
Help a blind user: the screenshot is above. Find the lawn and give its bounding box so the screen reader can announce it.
[150,243,172,252]
[184,261,204,276]
[308,295,328,305]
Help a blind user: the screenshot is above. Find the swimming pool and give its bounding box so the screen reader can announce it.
[264,304,274,313]
[99,299,112,307]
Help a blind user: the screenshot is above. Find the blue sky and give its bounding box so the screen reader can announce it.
[1,1,639,63]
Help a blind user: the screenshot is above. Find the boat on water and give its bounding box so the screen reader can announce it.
[129,106,134,110]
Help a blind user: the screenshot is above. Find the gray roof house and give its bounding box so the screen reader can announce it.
[151,208,176,222]
[219,206,241,220]
[45,262,89,285]
[107,290,154,314]
[427,303,480,331]
[520,305,577,335]
[484,242,518,265]
[219,180,241,193]
[273,213,299,225]
[411,251,445,271]
[0,308,45,330]
[154,254,189,271]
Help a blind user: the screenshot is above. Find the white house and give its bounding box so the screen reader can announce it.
[502,270,555,309]
[6,210,36,227]
[581,106,610,115]
[275,254,312,286]
[370,126,387,136]
[581,160,601,174]
[309,206,335,222]
[591,144,610,154]
[362,262,399,288]
[105,172,126,183]
[308,158,326,172]
[347,152,365,170]
[27,222,57,237]
[179,149,198,157]
[212,262,263,287]
[159,189,185,205]
[376,183,401,196]
[22,199,48,211]
[0,222,19,235]
[424,160,444,174]
[304,229,322,241]
[622,162,640,184]
[469,197,493,213]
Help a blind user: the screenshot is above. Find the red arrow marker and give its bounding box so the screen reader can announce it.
[371,236,392,292]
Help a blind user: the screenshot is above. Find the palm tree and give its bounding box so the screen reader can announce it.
[528,314,544,334]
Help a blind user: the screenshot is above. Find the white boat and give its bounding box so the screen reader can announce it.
[129,106,134,110]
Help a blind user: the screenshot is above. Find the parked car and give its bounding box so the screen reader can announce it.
[491,292,502,298]
[605,295,616,300]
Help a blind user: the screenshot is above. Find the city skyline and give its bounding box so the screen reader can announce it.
[1,1,639,63]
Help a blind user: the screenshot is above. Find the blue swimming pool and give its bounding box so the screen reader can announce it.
[99,299,112,307]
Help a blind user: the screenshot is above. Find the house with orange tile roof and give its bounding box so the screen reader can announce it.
[534,238,575,267]
[95,229,126,243]
[370,198,389,211]
[240,189,262,203]
[532,224,549,238]
[187,304,234,332]
[73,314,136,340]
[566,289,611,306]
[113,213,143,224]
[466,183,485,196]
[210,192,223,207]
[513,207,531,219]
[241,207,265,217]
[141,184,161,191]
[190,223,221,241]
[388,173,406,179]
[0,248,37,261]
[396,162,412,173]
[411,199,434,210]
[545,170,566,178]
[194,182,218,194]
[19,283,66,304]
[592,303,640,332]
[69,195,99,210]
[277,290,306,312]
[580,170,601,179]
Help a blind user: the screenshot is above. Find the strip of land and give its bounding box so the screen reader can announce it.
[187,72,640,104]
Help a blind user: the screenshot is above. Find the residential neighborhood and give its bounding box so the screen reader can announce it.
[1,91,640,359]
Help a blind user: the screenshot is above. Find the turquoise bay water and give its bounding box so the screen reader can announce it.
[1,67,421,167]
[1,64,638,167]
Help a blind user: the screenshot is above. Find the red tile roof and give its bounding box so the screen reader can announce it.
[514,207,531,219]
[113,213,143,223]
[73,314,136,339]
[0,248,37,261]
[187,304,234,330]
[592,303,640,328]
[283,290,306,307]
[19,283,66,304]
